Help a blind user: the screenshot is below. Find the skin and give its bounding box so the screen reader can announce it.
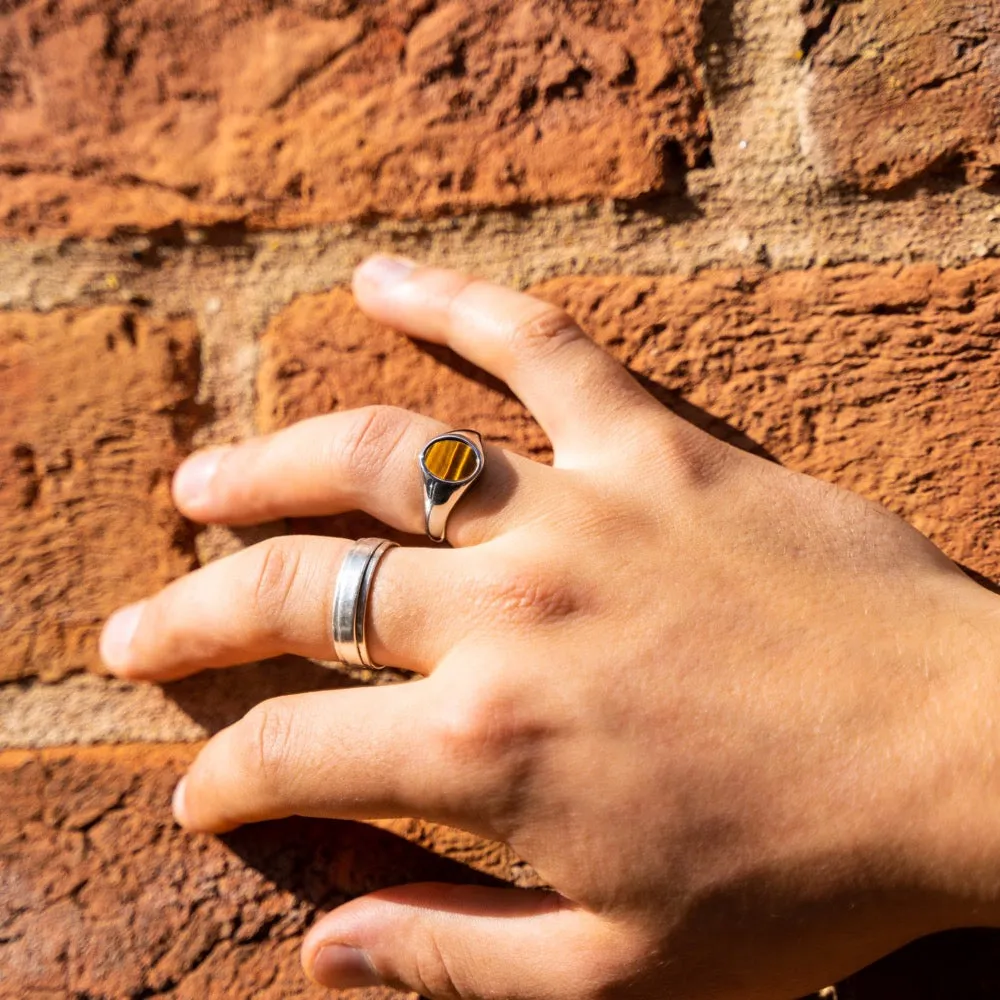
[101,256,1000,1000]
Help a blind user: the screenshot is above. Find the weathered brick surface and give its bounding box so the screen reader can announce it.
[806,1,1000,192]
[0,308,200,681]
[261,264,1000,583]
[0,0,709,238]
[0,747,530,1000]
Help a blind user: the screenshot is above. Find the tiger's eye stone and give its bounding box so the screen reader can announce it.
[423,438,480,482]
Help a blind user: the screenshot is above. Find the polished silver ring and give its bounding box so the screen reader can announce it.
[420,429,486,543]
[331,537,398,669]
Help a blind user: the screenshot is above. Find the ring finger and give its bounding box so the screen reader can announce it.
[172,405,550,547]
[100,536,476,681]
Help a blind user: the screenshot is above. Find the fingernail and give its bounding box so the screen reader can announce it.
[310,945,382,989]
[172,776,190,828]
[99,601,145,671]
[173,449,224,508]
[356,254,416,289]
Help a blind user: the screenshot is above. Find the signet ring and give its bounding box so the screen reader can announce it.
[419,430,486,543]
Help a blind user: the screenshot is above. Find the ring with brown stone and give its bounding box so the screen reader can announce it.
[419,429,486,543]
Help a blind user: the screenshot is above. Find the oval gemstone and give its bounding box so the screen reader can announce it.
[424,438,480,482]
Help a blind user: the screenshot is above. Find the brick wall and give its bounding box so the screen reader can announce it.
[2,1,999,997]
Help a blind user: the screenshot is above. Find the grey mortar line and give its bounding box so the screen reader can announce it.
[0,188,998,315]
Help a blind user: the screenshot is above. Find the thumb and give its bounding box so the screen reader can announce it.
[301,882,622,1000]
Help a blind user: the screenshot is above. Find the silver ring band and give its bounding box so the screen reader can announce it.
[420,429,486,543]
[332,537,398,669]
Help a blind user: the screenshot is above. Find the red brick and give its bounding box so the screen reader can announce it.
[0,0,709,238]
[0,308,200,681]
[0,747,528,1000]
[806,1,1000,191]
[260,265,1000,582]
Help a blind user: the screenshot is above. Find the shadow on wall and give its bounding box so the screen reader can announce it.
[163,654,380,734]
[833,928,1000,1000]
[632,370,778,462]
[957,563,1000,597]
[698,0,740,99]
[220,815,509,917]
[416,337,781,463]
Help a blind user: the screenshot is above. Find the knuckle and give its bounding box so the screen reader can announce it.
[241,698,297,789]
[249,539,302,631]
[333,405,409,483]
[652,422,734,493]
[412,929,464,1000]
[427,685,510,763]
[473,562,579,630]
[509,306,583,359]
[431,692,500,760]
[426,682,544,817]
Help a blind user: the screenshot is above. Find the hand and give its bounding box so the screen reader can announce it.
[101,257,1000,1000]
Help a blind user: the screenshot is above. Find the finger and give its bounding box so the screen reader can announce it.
[352,257,661,465]
[174,683,491,833]
[100,536,465,680]
[302,883,626,1000]
[172,406,547,547]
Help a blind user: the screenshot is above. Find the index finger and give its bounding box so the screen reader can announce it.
[352,258,661,465]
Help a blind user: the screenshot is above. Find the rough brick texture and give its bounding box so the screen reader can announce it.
[0,308,200,681]
[0,748,531,1000]
[0,0,709,237]
[260,263,1000,583]
[807,0,1000,191]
